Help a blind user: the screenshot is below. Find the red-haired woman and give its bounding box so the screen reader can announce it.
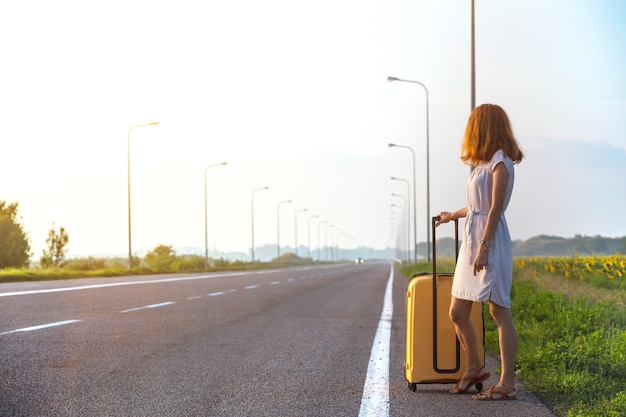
[436,103,524,401]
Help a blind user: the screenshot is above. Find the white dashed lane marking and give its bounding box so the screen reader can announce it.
[120,301,176,313]
[2,272,320,335]
[0,319,81,336]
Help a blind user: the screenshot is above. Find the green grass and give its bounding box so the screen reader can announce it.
[399,259,626,417]
[500,280,626,416]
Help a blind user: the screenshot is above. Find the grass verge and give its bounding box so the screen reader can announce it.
[399,260,626,417]
[0,260,326,284]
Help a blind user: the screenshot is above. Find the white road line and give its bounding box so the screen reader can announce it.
[358,265,394,417]
[244,285,260,289]
[0,319,81,336]
[269,281,280,285]
[187,296,203,300]
[0,272,250,298]
[120,301,175,313]
[208,291,226,297]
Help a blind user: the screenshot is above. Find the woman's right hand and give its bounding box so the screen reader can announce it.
[435,212,453,227]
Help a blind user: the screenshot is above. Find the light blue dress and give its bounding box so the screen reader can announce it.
[452,150,515,309]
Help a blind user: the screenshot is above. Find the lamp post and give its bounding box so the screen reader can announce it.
[391,204,406,262]
[294,208,307,257]
[391,193,409,263]
[276,200,292,259]
[335,230,342,261]
[204,162,227,269]
[391,176,411,260]
[387,76,431,262]
[471,0,476,112]
[307,214,319,259]
[389,143,417,264]
[325,224,334,261]
[127,121,159,269]
[251,186,269,264]
[317,220,327,261]
[390,212,403,261]
[333,228,342,261]
[390,220,398,259]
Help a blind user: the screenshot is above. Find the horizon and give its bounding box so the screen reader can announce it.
[61,231,626,261]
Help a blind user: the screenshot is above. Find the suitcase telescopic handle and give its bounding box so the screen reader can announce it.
[431,215,461,374]
[431,216,459,280]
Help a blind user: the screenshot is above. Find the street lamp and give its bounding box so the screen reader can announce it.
[471,0,476,111]
[391,193,409,263]
[317,220,327,261]
[390,212,403,261]
[325,224,334,261]
[294,208,308,257]
[387,76,431,262]
[127,121,159,269]
[389,143,417,264]
[307,215,319,259]
[332,227,341,261]
[276,200,292,259]
[251,186,269,264]
[390,223,398,259]
[391,204,407,263]
[391,176,411,260]
[204,162,227,269]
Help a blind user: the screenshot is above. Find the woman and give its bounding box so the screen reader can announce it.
[436,103,524,401]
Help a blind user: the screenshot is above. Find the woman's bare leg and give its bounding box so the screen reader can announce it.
[489,301,518,389]
[449,296,485,389]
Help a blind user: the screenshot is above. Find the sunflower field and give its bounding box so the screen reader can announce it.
[515,255,626,290]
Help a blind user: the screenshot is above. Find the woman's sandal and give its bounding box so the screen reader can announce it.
[472,386,518,401]
[449,370,490,394]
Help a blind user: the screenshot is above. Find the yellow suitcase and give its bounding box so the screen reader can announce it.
[405,217,485,391]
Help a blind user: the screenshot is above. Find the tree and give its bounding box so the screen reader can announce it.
[144,244,177,271]
[0,201,31,268]
[617,237,626,254]
[40,223,69,268]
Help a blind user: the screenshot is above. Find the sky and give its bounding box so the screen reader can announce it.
[1,0,625,260]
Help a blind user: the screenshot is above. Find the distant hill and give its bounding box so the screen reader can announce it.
[512,235,626,257]
[430,235,626,258]
[160,235,626,263]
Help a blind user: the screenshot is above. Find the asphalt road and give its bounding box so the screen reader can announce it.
[0,263,554,417]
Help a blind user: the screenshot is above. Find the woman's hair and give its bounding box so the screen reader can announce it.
[460,103,524,165]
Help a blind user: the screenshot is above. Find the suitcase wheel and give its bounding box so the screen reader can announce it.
[408,382,417,392]
[476,382,484,392]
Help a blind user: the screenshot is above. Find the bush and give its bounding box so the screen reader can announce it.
[172,255,205,271]
[63,257,108,271]
[144,244,177,271]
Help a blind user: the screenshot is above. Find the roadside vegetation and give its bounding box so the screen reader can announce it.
[401,255,626,417]
[0,249,313,283]
[0,244,316,284]
[0,200,316,284]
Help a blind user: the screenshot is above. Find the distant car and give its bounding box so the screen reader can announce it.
[355,257,364,264]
